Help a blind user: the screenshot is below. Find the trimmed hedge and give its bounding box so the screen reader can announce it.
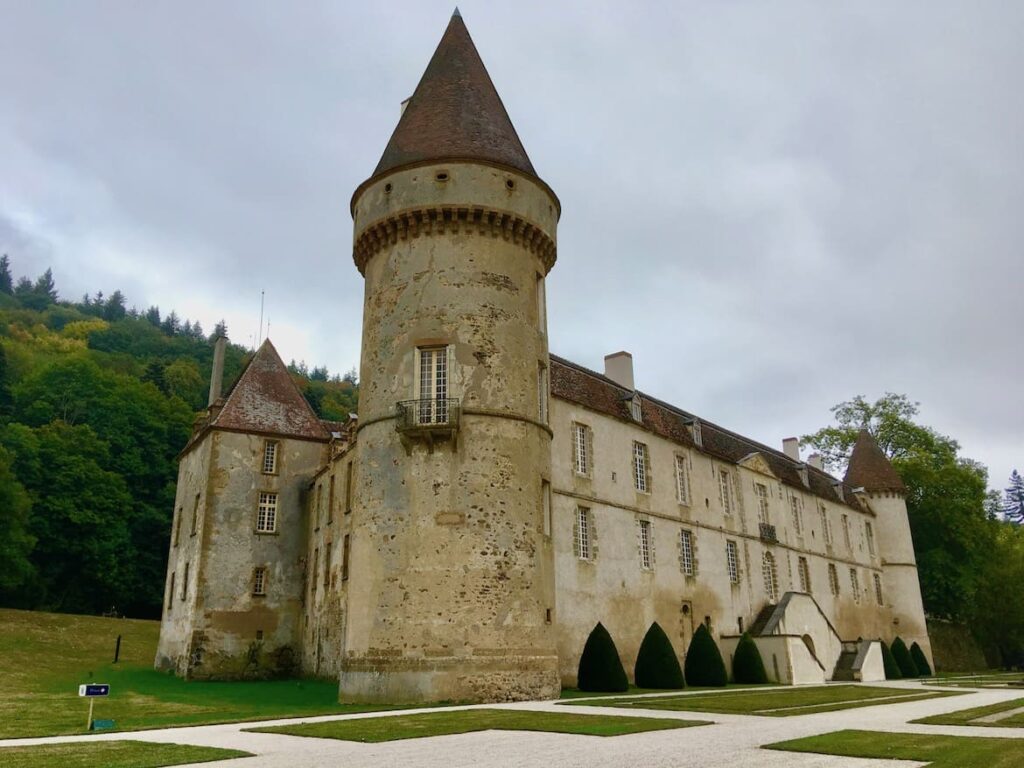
[684,623,728,687]
[634,622,685,689]
[881,640,903,679]
[732,632,768,684]
[910,642,933,677]
[891,636,919,678]
[577,622,629,692]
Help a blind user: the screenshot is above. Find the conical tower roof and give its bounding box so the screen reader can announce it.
[211,339,329,441]
[372,10,536,178]
[844,429,906,493]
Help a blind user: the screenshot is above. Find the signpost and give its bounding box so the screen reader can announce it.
[78,683,110,730]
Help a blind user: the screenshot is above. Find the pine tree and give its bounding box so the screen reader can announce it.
[145,306,161,326]
[211,319,228,340]
[634,622,685,689]
[0,255,13,295]
[103,290,126,321]
[576,623,628,692]
[33,268,57,302]
[1003,470,1024,524]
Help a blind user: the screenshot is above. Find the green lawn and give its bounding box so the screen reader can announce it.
[566,684,960,716]
[0,609,398,738]
[914,697,1024,727]
[0,740,250,768]
[250,708,707,742]
[926,672,1024,689]
[766,729,1024,767]
[559,683,775,699]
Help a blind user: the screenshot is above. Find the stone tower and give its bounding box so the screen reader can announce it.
[341,11,561,702]
[845,429,933,664]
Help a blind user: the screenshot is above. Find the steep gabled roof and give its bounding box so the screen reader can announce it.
[211,339,329,441]
[372,10,536,179]
[844,428,906,493]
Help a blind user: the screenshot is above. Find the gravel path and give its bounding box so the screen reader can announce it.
[3,681,1023,767]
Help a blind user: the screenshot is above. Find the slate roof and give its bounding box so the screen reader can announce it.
[211,339,329,442]
[372,10,537,179]
[550,355,864,510]
[844,428,906,493]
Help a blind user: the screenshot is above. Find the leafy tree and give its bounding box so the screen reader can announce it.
[880,640,902,679]
[634,622,685,689]
[973,523,1024,666]
[890,637,919,678]
[0,446,35,598]
[684,623,728,687]
[0,345,14,423]
[731,632,768,684]
[577,622,628,692]
[1003,470,1024,524]
[0,255,12,295]
[910,642,932,676]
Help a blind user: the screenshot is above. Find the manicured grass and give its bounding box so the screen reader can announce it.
[0,608,397,738]
[0,740,250,768]
[766,729,1024,767]
[926,672,1024,689]
[914,697,1024,727]
[250,708,707,741]
[567,684,960,716]
[559,682,775,699]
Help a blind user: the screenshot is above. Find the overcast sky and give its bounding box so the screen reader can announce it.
[1,1,1020,489]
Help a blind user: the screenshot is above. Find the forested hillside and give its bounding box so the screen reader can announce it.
[0,257,357,619]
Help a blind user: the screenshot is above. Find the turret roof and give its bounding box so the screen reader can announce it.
[211,339,329,441]
[844,428,906,493]
[372,11,536,179]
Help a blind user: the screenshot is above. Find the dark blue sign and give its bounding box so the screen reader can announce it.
[91,719,115,730]
[78,684,110,697]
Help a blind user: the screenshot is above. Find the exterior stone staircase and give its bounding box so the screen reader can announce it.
[832,642,860,681]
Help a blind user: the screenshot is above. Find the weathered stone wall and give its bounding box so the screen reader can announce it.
[340,161,560,703]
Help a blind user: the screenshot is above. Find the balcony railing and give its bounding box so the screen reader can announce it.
[395,398,460,451]
[759,522,778,543]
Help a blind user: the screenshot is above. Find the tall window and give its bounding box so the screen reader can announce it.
[262,440,278,474]
[324,542,332,588]
[820,504,833,546]
[726,540,740,583]
[256,492,278,533]
[572,423,590,476]
[253,566,267,596]
[417,346,448,424]
[638,519,653,569]
[538,363,549,423]
[798,556,811,593]
[311,547,319,594]
[719,470,733,515]
[328,474,336,524]
[762,551,779,602]
[174,507,182,547]
[849,568,861,601]
[873,573,884,605]
[679,529,695,576]
[342,534,351,581]
[675,455,690,505]
[842,514,852,550]
[344,462,353,514]
[315,483,323,529]
[191,493,201,535]
[180,561,189,601]
[574,506,591,560]
[167,572,175,610]
[755,483,770,525]
[790,496,802,536]
[536,274,546,333]
[865,521,876,556]
[828,563,840,596]
[541,480,552,536]
[633,441,650,493]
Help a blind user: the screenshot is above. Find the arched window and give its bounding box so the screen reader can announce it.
[762,551,779,603]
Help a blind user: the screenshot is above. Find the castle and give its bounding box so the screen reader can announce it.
[155,12,931,702]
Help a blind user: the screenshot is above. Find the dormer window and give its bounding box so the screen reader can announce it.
[630,395,642,423]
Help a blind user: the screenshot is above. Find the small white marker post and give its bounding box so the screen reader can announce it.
[78,684,110,730]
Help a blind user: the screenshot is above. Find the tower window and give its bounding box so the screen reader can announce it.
[324,542,332,588]
[261,440,278,474]
[416,346,449,424]
[842,514,852,550]
[167,572,175,611]
[256,492,278,533]
[253,566,267,596]
[541,480,552,536]
[342,535,351,582]
[191,493,201,535]
[866,521,876,556]
[180,561,189,601]
[538,363,548,423]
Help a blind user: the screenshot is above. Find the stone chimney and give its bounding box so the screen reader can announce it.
[782,437,800,461]
[208,336,227,407]
[604,351,634,391]
[808,453,823,471]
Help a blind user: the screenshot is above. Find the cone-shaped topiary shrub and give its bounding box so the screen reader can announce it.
[881,640,903,679]
[890,636,919,678]
[732,632,769,684]
[634,622,685,689]
[577,622,629,692]
[684,623,728,687]
[910,642,933,677]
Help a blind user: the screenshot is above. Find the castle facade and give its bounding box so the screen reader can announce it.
[156,12,931,702]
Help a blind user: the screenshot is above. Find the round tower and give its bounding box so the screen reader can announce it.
[845,429,933,666]
[341,11,560,702]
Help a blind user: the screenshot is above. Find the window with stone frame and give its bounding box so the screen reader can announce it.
[849,567,861,602]
[252,566,267,596]
[630,395,643,423]
[726,540,740,583]
[574,506,592,560]
[638,518,653,569]
[256,492,278,533]
[719,470,734,515]
[790,495,803,537]
[762,551,779,602]
[261,440,278,474]
[865,521,876,556]
[572,422,592,476]
[798,556,811,594]
[842,514,852,550]
[755,482,770,525]
[820,503,833,546]
[873,573,884,605]
[828,563,840,596]
[679,529,695,576]
[675,454,691,505]
[633,441,650,493]
[416,345,449,424]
